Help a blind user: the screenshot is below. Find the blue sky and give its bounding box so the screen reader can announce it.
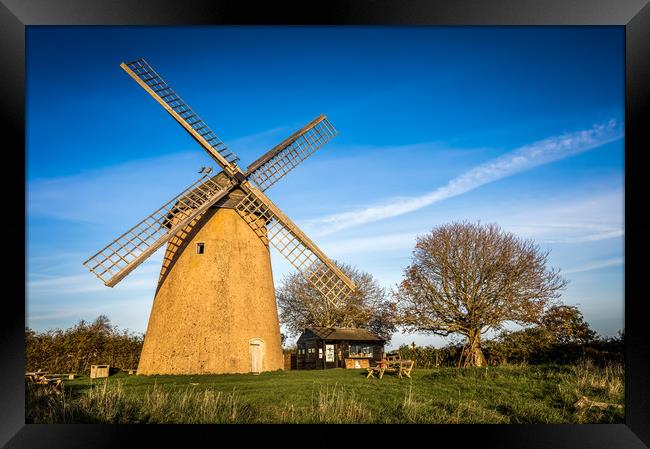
[26,26,624,348]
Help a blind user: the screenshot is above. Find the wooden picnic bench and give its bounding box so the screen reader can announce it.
[366,354,415,379]
[366,364,387,379]
[396,360,415,379]
[25,371,63,391]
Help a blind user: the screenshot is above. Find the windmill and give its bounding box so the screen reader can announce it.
[83,59,356,375]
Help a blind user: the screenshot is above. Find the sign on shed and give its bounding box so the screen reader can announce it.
[345,358,369,369]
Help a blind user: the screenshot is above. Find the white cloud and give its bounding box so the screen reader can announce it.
[28,307,107,322]
[505,223,624,244]
[27,251,163,296]
[321,232,417,256]
[228,126,290,164]
[27,126,290,226]
[28,274,108,295]
[564,257,624,274]
[28,271,158,295]
[503,190,623,244]
[546,229,624,244]
[27,151,205,224]
[307,119,622,235]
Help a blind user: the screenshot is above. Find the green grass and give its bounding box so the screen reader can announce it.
[26,360,624,424]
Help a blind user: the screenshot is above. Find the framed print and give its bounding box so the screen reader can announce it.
[2,0,649,447]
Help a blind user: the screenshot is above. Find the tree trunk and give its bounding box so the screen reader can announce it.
[460,330,486,367]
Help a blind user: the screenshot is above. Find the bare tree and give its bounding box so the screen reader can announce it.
[277,262,397,342]
[395,222,567,367]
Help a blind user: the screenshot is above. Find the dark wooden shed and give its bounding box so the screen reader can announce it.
[296,327,385,370]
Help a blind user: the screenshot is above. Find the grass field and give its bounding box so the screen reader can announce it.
[26,360,624,424]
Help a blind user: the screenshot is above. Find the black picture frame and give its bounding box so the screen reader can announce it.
[3,0,648,447]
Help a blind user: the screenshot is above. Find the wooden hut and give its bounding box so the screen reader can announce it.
[296,327,385,370]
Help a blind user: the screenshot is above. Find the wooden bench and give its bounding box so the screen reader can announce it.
[386,353,401,366]
[25,371,63,391]
[366,365,387,379]
[398,360,415,379]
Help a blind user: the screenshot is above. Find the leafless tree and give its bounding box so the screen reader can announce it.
[395,222,567,367]
[277,262,397,342]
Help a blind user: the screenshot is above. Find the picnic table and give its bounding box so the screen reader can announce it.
[366,354,415,379]
[25,371,63,391]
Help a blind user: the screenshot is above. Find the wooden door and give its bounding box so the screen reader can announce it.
[250,339,264,373]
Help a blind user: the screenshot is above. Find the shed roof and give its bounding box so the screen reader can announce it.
[305,327,384,342]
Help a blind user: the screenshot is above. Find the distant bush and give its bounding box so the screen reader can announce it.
[397,344,464,368]
[398,305,623,367]
[26,316,143,374]
[485,330,624,366]
[398,331,624,368]
[484,306,623,366]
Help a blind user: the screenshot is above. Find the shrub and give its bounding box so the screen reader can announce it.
[396,330,623,368]
[26,316,143,374]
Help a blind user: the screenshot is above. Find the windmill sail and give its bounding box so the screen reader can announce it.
[121,59,239,171]
[83,175,232,287]
[88,57,353,312]
[235,184,356,307]
[245,115,337,191]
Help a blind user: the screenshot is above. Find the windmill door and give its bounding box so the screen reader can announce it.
[250,339,264,373]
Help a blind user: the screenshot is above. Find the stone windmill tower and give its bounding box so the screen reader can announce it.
[83,59,356,375]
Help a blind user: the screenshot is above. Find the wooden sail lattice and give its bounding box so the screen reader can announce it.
[246,115,337,191]
[83,175,231,287]
[235,186,355,307]
[122,58,239,167]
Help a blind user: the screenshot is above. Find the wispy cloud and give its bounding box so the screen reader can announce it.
[321,232,418,256]
[313,189,623,261]
[28,308,108,322]
[28,274,108,295]
[545,228,624,244]
[505,223,624,244]
[504,189,623,244]
[564,257,624,274]
[308,119,622,235]
[28,270,158,295]
[27,252,163,296]
[28,151,205,224]
[27,126,290,225]
[228,126,290,163]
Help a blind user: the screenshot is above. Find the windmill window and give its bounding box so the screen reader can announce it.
[196,242,205,254]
